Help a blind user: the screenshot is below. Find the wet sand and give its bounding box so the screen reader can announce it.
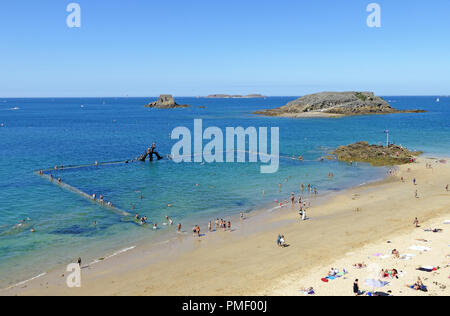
[2,157,449,296]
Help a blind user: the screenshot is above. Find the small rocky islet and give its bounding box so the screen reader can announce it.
[254,91,425,118]
[145,95,190,109]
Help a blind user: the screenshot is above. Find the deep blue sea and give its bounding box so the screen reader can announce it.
[0,96,449,287]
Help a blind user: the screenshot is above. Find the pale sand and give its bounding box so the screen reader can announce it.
[2,157,449,296]
[265,214,450,296]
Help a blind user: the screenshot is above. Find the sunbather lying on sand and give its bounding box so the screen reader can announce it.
[300,287,315,295]
[424,228,443,233]
[392,249,400,258]
[381,269,399,279]
[416,266,439,272]
[409,277,428,292]
[353,263,367,269]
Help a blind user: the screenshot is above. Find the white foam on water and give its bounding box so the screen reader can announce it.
[89,246,136,266]
[3,272,47,291]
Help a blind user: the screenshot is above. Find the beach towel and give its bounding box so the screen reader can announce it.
[410,285,428,292]
[321,278,329,283]
[409,245,431,252]
[400,254,415,260]
[365,279,389,288]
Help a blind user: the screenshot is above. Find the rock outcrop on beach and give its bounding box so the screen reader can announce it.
[254,92,425,118]
[331,141,423,166]
[145,95,190,109]
[206,94,265,99]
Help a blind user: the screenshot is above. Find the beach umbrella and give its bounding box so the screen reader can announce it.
[365,279,388,288]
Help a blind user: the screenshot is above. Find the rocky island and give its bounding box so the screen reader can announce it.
[206,94,265,99]
[331,141,423,166]
[145,95,190,109]
[254,92,425,118]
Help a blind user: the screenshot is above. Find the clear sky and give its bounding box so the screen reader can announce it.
[0,0,449,97]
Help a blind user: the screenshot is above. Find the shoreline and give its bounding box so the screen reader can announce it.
[2,156,449,296]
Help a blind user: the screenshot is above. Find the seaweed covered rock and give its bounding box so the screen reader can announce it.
[331,141,422,166]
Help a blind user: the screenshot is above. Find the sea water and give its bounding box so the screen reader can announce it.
[0,96,449,287]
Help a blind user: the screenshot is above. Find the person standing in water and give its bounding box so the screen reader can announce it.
[290,193,295,206]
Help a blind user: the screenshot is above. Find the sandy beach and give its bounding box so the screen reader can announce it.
[2,157,449,296]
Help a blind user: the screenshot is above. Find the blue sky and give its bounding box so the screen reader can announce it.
[0,0,449,97]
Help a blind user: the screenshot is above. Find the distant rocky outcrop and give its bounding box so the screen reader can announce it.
[331,141,423,166]
[145,95,189,109]
[206,94,265,99]
[254,92,425,118]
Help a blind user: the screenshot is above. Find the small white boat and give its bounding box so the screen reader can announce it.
[436,98,440,102]
[11,107,20,110]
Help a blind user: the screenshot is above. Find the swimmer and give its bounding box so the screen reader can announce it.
[135,214,140,220]
[93,221,97,226]
[290,193,295,205]
[30,228,35,233]
[165,215,173,225]
[153,223,158,230]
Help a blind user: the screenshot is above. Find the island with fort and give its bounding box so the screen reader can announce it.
[253,91,425,118]
[145,94,190,109]
[331,141,423,166]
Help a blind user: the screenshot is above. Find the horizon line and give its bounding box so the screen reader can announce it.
[0,94,448,99]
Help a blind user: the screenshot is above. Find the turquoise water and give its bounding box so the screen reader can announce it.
[0,96,449,287]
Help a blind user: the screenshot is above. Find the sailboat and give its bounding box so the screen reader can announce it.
[436,98,440,102]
